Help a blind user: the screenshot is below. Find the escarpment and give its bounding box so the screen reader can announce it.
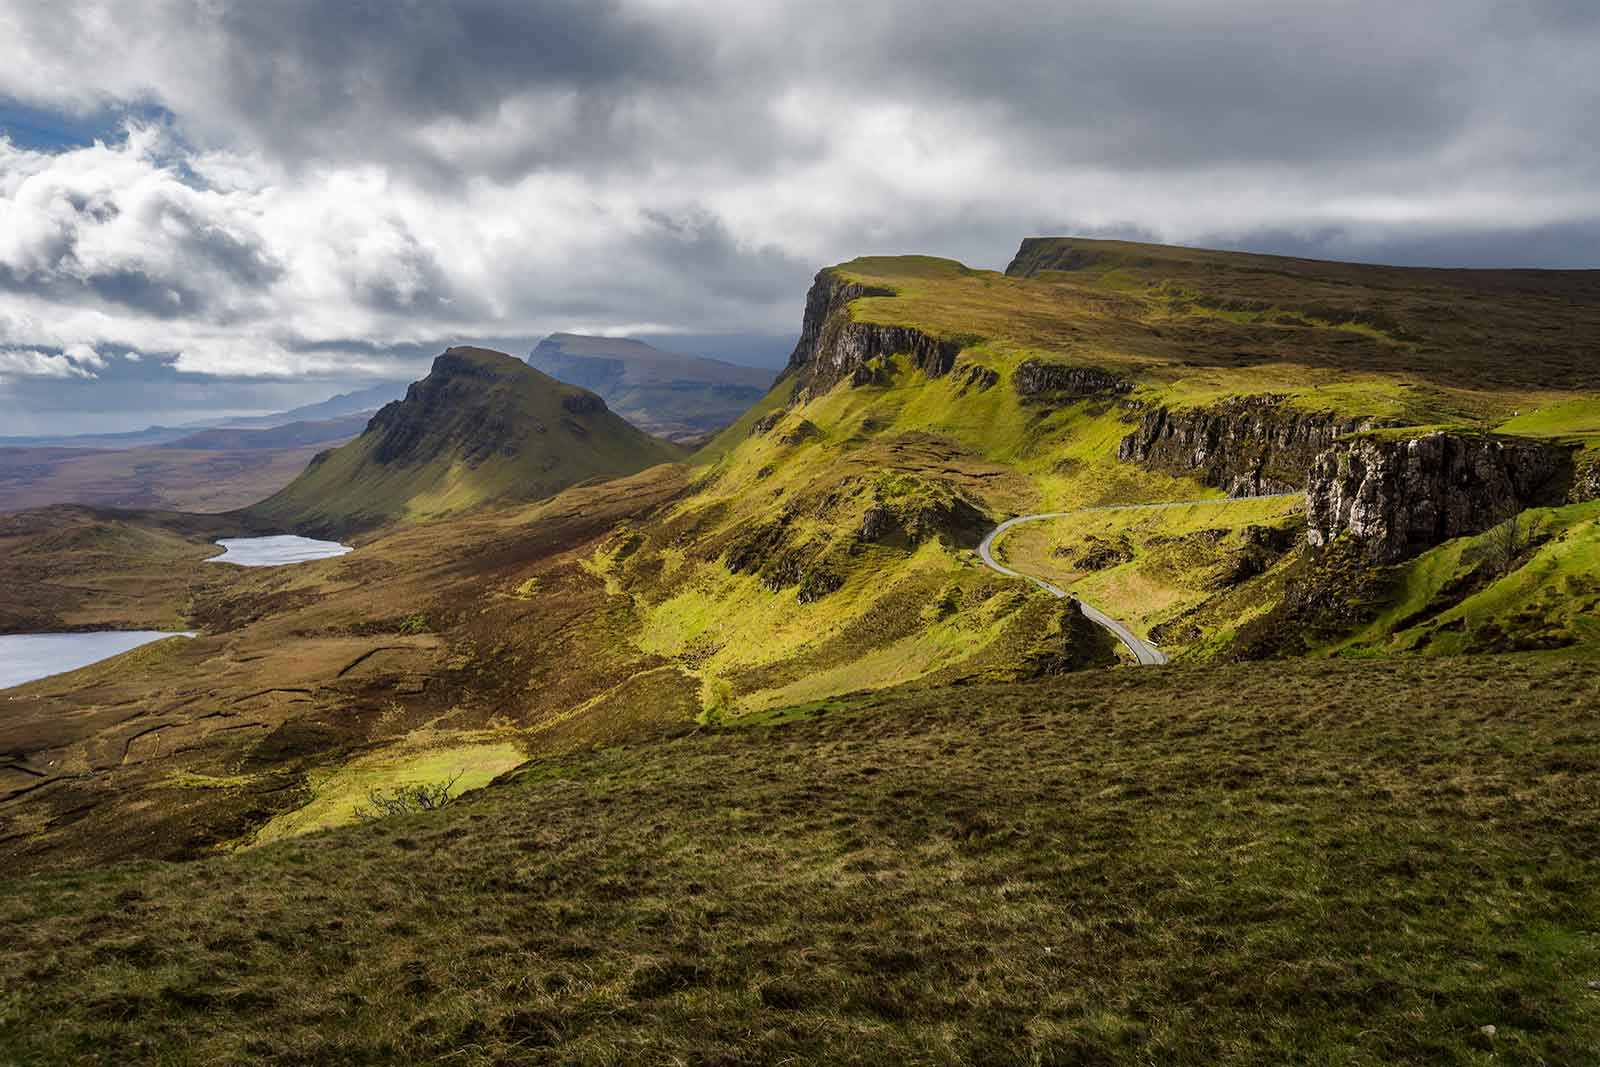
[780,270,965,402]
[1306,432,1574,562]
[1118,396,1387,497]
[368,349,590,467]
[1012,360,1131,400]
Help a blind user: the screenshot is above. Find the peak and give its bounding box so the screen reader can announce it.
[436,346,526,372]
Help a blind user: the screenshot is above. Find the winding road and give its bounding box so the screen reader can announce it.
[976,495,1301,667]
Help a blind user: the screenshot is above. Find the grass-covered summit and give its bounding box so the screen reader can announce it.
[249,347,683,535]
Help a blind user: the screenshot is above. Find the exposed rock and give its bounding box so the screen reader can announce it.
[1227,539,1393,659]
[1119,395,1388,497]
[1053,534,1134,571]
[749,411,784,437]
[1572,452,1600,503]
[1012,359,1131,399]
[780,270,966,402]
[856,477,991,549]
[953,361,1000,396]
[1149,617,1202,646]
[1306,432,1573,563]
[561,392,607,415]
[795,568,844,604]
[776,420,822,446]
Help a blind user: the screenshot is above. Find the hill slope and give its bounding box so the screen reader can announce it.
[527,333,773,441]
[3,654,1597,1064]
[249,347,683,534]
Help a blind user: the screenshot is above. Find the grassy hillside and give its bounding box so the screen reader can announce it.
[6,240,1598,880]
[3,654,1597,1065]
[581,242,1597,718]
[528,333,774,442]
[249,347,684,535]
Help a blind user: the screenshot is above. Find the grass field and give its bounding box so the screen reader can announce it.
[3,653,1597,1065]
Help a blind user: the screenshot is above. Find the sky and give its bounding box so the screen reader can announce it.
[0,1,1597,434]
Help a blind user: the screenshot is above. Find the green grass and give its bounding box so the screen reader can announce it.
[991,497,1304,645]
[3,654,1598,1064]
[252,738,527,844]
[1334,502,1600,658]
[1496,396,1600,439]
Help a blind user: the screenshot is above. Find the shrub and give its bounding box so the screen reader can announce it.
[353,773,463,821]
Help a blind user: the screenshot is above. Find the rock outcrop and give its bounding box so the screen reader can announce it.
[1572,451,1600,503]
[1012,359,1131,399]
[780,270,964,402]
[368,349,552,467]
[1306,432,1573,562]
[1118,395,1385,497]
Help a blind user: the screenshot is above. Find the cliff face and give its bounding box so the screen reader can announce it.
[367,349,547,467]
[1306,432,1573,562]
[1119,396,1383,497]
[780,271,962,402]
[1572,452,1600,503]
[1012,360,1131,399]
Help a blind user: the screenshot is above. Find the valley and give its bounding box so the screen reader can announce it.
[1,236,1597,1064]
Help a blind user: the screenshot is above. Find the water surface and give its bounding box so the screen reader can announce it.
[0,631,197,690]
[208,535,353,567]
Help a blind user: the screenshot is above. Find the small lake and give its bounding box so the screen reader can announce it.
[0,632,198,691]
[207,535,353,567]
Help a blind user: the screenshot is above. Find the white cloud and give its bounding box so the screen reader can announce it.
[0,347,99,380]
[0,0,1595,407]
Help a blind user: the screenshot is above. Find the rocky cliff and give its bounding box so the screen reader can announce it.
[1118,396,1386,497]
[1306,432,1573,562]
[780,271,964,402]
[1011,359,1131,400]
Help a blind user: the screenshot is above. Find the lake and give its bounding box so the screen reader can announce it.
[0,631,198,691]
[207,535,353,567]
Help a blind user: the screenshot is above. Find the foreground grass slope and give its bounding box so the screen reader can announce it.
[3,654,1597,1065]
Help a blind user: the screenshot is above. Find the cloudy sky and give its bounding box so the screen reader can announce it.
[1,0,1597,433]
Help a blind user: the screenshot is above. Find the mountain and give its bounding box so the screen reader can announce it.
[0,425,196,450]
[527,332,774,442]
[211,382,410,430]
[0,384,408,451]
[249,346,684,535]
[158,416,370,451]
[0,417,370,515]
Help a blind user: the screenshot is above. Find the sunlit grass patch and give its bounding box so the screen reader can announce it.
[253,737,526,843]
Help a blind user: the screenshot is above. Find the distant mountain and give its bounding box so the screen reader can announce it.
[0,425,195,450]
[0,383,408,451]
[212,382,409,430]
[250,347,684,535]
[527,333,774,442]
[159,416,370,451]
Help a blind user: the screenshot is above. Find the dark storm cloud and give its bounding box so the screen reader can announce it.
[0,1,1597,429]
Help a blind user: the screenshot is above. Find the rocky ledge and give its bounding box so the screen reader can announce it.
[1012,359,1131,399]
[1306,432,1573,562]
[1119,395,1388,497]
[780,270,964,402]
